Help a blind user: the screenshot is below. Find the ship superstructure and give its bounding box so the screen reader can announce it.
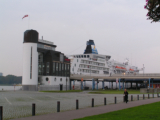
[70,40,141,76]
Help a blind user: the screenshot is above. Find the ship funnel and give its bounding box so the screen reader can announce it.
[84,40,98,54]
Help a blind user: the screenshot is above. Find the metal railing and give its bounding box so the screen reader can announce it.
[70,73,160,79]
[111,73,160,77]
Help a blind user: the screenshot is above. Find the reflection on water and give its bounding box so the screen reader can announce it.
[0,86,22,90]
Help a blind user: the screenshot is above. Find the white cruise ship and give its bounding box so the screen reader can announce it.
[70,40,141,77]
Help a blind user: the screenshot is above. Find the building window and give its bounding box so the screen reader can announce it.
[65,64,67,76]
[46,62,50,75]
[38,62,42,75]
[67,64,70,76]
[53,62,55,75]
[62,63,64,76]
[59,63,61,76]
[87,55,90,58]
[38,53,43,75]
[56,62,58,76]
[42,63,45,75]
[84,55,86,58]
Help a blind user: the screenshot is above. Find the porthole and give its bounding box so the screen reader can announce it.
[46,77,49,81]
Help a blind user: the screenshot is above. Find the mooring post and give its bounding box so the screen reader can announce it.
[137,95,139,100]
[92,98,94,107]
[57,101,60,112]
[152,94,154,98]
[104,97,106,105]
[143,94,145,99]
[148,94,150,99]
[0,106,3,120]
[32,103,35,116]
[123,96,125,102]
[76,99,79,110]
[157,93,159,97]
[131,95,133,101]
[115,97,117,104]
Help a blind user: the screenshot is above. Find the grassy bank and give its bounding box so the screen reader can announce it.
[40,90,82,93]
[75,101,160,120]
[89,90,146,94]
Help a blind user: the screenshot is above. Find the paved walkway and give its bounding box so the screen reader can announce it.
[12,98,160,120]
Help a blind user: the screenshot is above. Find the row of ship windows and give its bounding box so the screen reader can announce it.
[76,69,109,74]
[79,64,109,71]
[74,55,90,58]
[81,60,105,66]
[78,69,99,74]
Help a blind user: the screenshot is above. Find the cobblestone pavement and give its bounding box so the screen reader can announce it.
[0,91,157,120]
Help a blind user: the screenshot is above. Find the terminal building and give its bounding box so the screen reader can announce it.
[22,29,70,91]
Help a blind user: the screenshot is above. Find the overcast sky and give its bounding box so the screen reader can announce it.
[0,0,160,76]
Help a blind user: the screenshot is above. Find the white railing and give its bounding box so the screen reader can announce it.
[111,73,160,77]
[70,73,160,79]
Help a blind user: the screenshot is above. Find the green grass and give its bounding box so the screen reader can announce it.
[89,90,150,94]
[75,101,160,120]
[40,90,83,93]
[0,90,7,92]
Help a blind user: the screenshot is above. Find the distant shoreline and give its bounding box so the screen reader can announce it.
[0,85,22,86]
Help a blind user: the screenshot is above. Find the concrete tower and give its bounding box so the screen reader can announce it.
[22,30,39,91]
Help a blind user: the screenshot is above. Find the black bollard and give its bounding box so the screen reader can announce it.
[152,94,154,98]
[57,101,60,112]
[143,94,145,100]
[76,99,79,110]
[92,98,94,107]
[131,95,133,101]
[115,97,116,104]
[123,96,125,102]
[157,93,159,97]
[0,106,3,120]
[104,97,106,105]
[148,94,150,99]
[32,103,35,116]
[137,95,139,100]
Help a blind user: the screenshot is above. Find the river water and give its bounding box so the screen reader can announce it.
[0,86,22,91]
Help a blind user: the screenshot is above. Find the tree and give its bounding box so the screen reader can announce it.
[0,75,22,85]
[144,0,160,23]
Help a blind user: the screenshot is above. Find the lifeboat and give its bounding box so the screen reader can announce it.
[129,69,134,71]
[115,66,126,70]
